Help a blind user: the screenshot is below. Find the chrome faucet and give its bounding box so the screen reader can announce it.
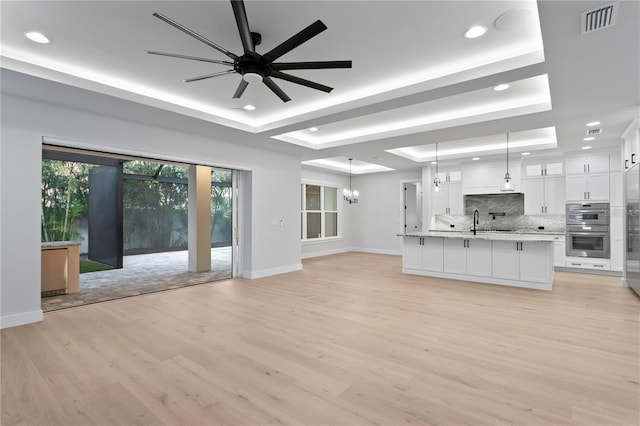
[473,209,480,235]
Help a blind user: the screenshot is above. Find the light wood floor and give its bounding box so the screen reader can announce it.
[2,253,639,425]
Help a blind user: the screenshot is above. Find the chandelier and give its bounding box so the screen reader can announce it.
[343,158,359,204]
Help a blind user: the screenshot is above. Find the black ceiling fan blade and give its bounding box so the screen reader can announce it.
[232,79,249,98]
[230,0,255,53]
[183,70,235,83]
[270,70,333,93]
[263,77,291,102]
[271,61,352,70]
[153,12,238,60]
[146,51,234,66]
[263,20,327,63]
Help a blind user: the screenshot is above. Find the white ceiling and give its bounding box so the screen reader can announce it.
[1,1,638,174]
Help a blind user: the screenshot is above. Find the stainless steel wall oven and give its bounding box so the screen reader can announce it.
[566,203,610,258]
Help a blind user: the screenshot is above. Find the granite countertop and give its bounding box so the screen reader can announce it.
[399,231,561,242]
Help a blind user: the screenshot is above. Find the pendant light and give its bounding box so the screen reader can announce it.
[501,132,514,192]
[343,158,359,204]
[433,142,441,192]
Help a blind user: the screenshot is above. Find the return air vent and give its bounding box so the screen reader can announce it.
[586,128,603,135]
[581,2,618,34]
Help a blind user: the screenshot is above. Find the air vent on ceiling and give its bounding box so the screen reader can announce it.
[581,2,618,34]
[587,128,603,135]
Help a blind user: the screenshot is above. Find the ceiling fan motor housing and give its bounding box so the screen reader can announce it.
[234,52,271,81]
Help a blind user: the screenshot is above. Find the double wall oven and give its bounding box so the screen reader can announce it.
[566,202,610,258]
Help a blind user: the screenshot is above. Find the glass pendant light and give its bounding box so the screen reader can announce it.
[433,142,441,192]
[501,132,514,192]
[343,158,359,204]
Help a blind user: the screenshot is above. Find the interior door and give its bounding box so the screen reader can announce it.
[403,182,422,232]
[88,164,123,268]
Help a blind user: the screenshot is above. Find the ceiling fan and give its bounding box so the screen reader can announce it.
[147,0,352,102]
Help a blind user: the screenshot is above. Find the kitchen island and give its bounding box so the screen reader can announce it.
[400,231,556,290]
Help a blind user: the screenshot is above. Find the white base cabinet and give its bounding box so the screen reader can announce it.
[552,235,566,267]
[491,240,553,284]
[611,206,623,272]
[403,236,554,290]
[402,237,443,272]
[565,257,611,271]
[443,238,492,277]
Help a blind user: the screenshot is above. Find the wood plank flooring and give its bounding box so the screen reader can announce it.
[2,252,639,425]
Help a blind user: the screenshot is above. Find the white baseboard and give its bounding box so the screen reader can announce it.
[302,247,352,259]
[1,310,43,329]
[243,263,302,279]
[352,248,401,256]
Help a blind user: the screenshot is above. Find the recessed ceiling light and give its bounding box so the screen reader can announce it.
[493,84,510,91]
[430,161,438,165]
[521,152,530,156]
[583,136,595,141]
[586,121,601,127]
[308,127,319,132]
[472,157,480,161]
[24,31,50,44]
[582,146,592,150]
[464,25,487,39]
[243,104,256,111]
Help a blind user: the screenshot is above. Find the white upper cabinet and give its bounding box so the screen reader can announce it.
[522,175,565,214]
[522,179,544,214]
[432,169,463,215]
[435,170,462,183]
[544,176,566,214]
[432,181,463,215]
[521,159,565,214]
[523,160,564,177]
[564,153,610,202]
[565,154,609,175]
[565,173,610,201]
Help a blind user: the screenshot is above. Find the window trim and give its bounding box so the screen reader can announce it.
[301,180,342,242]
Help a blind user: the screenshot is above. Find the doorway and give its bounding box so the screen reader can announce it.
[402,180,423,234]
[41,146,238,311]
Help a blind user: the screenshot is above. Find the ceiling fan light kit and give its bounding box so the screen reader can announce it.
[242,72,263,84]
[148,0,352,103]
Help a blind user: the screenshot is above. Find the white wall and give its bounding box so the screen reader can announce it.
[0,94,302,327]
[301,167,355,258]
[352,169,422,255]
[1,127,44,328]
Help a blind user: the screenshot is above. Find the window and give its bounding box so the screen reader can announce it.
[301,183,340,240]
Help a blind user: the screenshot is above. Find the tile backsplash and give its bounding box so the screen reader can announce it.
[432,193,565,232]
[464,193,524,216]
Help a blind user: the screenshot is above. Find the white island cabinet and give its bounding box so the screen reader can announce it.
[443,238,492,277]
[402,237,443,272]
[491,240,552,284]
[401,232,555,291]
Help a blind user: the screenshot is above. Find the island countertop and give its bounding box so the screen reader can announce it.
[399,231,560,242]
